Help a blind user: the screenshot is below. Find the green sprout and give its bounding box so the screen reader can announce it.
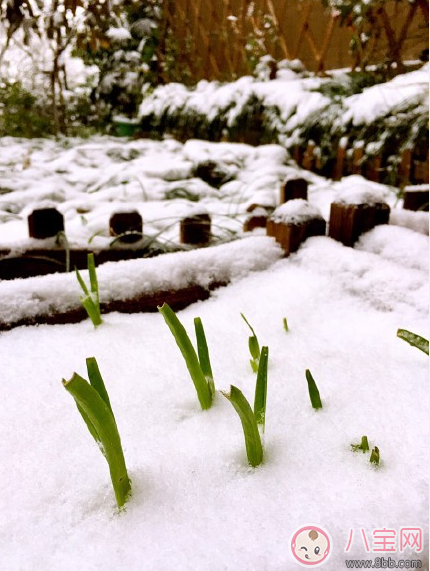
[63,357,131,509]
[241,313,260,372]
[76,253,102,328]
[222,346,269,467]
[397,329,429,355]
[351,435,370,453]
[283,317,289,332]
[158,303,214,410]
[305,369,323,410]
[369,446,380,466]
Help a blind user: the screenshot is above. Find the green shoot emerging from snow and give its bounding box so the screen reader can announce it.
[397,329,429,356]
[158,303,214,410]
[254,346,269,434]
[369,446,380,466]
[222,346,268,467]
[283,317,289,332]
[63,357,131,509]
[241,313,260,372]
[305,369,322,410]
[351,435,370,453]
[76,253,102,328]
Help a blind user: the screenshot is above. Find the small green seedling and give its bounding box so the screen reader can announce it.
[283,317,289,332]
[369,446,380,466]
[63,357,131,508]
[305,369,322,410]
[222,346,269,467]
[351,435,370,453]
[397,329,429,356]
[158,302,214,410]
[76,253,102,328]
[241,313,260,372]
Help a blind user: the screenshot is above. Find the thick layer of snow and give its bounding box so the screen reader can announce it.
[0,226,427,571]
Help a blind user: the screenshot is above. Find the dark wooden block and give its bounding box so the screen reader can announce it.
[275,217,326,256]
[280,177,308,203]
[328,202,390,247]
[109,211,143,243]
[243,214,268,232]
[403,186,429,211]
[28,208,64,239]
[180,213,211,244]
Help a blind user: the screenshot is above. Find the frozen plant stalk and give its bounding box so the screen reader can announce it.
[63,357,131,508]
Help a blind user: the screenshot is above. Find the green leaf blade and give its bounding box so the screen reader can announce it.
[63,373,131,508]
[86,357,114,418]
[397,329,429,355]
[254,346,269,433]
[222,385,263,468]
[194,317,215,398]
[305,369,323,410]
[158,303,212,410]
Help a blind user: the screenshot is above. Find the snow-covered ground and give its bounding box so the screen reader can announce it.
[0,136,428,570]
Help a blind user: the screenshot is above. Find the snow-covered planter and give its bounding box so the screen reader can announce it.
[267,199,326,255]
[328,186,390,246]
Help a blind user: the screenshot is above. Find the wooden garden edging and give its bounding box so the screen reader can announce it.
[293,141,429,188]
[0,281,226,332]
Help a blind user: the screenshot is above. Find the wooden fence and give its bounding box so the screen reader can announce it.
[160,0,428,81]
[293,141,429,187]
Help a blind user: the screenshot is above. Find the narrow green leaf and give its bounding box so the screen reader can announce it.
[158,303,212,410]
[75,266,90,297]
[351,435,369,453]
[397,329,429,355]
[75,402,100,445]
[254,346,268,433]
[283,317,289,332]
[63,373,131,508]
[241,313,260,371]
[248,336,260,361]
[222,385,263,467]
[87,253,99,296]
[86,357,114,418]
[369,446,380,466]
[194,317,215,398]
[305,369,323,410]
[76,257,102,328]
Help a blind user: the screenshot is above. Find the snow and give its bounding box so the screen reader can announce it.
[270,199,323,224]
[0,136,428,570]
[0,226,427,571]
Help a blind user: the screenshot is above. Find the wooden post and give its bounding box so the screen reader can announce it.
[332,142,347,181]
[180,213,211,244]
[275,217,326,255]
[109,211,143,243]
[398,148,412,186]
[366,155,382,183]
[302,141,315,171]
[280,178,308,203]
[28,208,64,239]
[352,145,364,175]
[328,202,390,247]
[403,185,429,211]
